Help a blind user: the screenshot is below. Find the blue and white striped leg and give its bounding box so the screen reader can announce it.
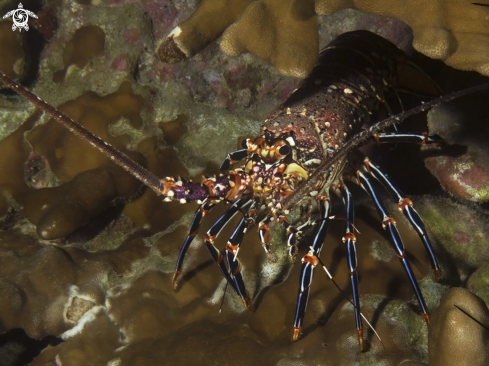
[355,171,430,323]
[338,183,364,351]
[204,198,252,298]
[362,158,440,277]
[292,196,330,341]
[224,203,257,310]
[173,200,217,289]
[373,132,442,145]
[280,216,315,263]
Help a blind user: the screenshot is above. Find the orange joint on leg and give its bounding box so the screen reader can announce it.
[382,217,396,229]
[342,232,357,243]
[162,180,175,196]
[302,253,319,267]
[226,243,239,254]
[363,158,372,173]
[278,215,288,224]
[171,270,181,290]
[397,197,413,211]
[422,312,430,324]
[258,224,270,243]
[202,179,216,196]
[433,268,441,282]
[292,327,301,341]
[357,329,364,352]
[242,297,253,311]
[421,132,429,145]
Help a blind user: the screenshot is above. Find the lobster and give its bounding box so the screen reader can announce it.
[1,30,488,352]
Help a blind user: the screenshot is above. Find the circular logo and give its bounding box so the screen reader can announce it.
[2,3,38,32]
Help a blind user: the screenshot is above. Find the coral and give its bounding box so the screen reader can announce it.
[423,89,489,202]
[158,0,489,78]
[415,196,489,277]
[429,288,489,366]
[467,265,489,307]
[52,25,106,83]
[0,19,25,82]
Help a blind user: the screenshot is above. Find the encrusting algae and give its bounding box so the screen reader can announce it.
[0,0,489,365]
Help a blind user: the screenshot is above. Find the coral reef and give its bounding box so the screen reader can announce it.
[429,288,489,366]
[0,19,25,82]
[422,89,489,202]
[158,0,489,78]
[0,0,489,365]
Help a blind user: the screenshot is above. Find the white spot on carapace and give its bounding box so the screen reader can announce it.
[286,136,296,146]
[304,159,321,165]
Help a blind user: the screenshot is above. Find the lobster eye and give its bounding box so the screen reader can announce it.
[278,144,291,156]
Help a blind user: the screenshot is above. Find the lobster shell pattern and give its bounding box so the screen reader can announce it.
[264,30,406,175]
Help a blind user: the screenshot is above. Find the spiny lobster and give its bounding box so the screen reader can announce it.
[1,30,488,351]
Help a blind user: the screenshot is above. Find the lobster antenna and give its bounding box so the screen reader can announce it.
[282,82,489,211]
[0,71,165,196]
[454,304,489,332]
[317,256,385,349]
[2,71,489,209]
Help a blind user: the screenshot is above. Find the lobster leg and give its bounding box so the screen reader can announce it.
[257,215,274,254]
[374,132,442,145]
[293,196,331,341]
[172,200,217,289]
[354,171,430,322]
[204,198,252,297]
[281,218,315,263]
[337,183,364,351]
[224,203,257,309]
[219,148,249,172]
[362,158,440,275]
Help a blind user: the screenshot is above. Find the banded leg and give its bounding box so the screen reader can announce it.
[257,214,274,254]
[219,148,249,172]
[355,171,430,322]
[293,196,331,341]
[282,217,315,263]
[204,198,252,297]
[362,158,439,275]
[338,183,364,351]
[173,200,217,289]
[224,203,257,309]
[373,132,442,145]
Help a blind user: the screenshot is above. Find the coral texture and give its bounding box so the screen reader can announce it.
[429,288,489,366]
[423,90,489,202]
[158,0,489,78]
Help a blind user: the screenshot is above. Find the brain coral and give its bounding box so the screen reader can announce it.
[158,0,489,77]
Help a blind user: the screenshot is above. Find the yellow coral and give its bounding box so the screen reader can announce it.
[158,0,489,77]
